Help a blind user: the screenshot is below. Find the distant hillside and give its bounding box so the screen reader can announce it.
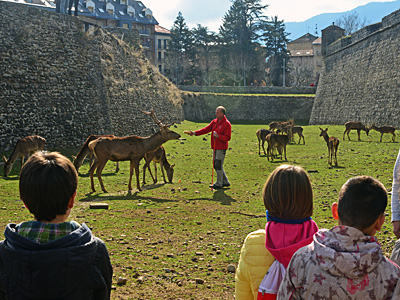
[285,0,400,40]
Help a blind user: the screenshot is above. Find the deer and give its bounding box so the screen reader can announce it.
[142,145,175,184]
[343,121,369,141]
[3,135,46,177]
[370,123,396,142]
[72,135,119,173]
[319,128,339,166]
[292,126,305,144]
[256,129,272,155]
[266,133,289,162]
[88,109,181,193]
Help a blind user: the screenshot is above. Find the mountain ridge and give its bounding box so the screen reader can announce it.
[285,0,400,40]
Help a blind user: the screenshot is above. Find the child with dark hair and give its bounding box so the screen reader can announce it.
[235,165,319,300]
[278,175,400,299]
[0,151,112,300]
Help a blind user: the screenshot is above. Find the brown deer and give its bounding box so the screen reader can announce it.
[88,109,181,193]
[72,135,119,173]
[256,129,272,155]
[292,126,305,144]
[370,123,396,142]
[142,146,175,184]
[319,128,339,166]
[266,133,289,161]
[3,135,46,177]
[343,121,369,141]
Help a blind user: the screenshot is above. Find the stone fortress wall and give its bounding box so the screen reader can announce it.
[0,1,184,151]
[310,9,400,128]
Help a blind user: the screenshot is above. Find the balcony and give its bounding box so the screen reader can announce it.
[139,29,149,36]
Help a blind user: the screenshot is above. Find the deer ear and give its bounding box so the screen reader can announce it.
[325,128,328,131]
[2,156,7,163]
[319,127,323,131]
[171,164,175,168]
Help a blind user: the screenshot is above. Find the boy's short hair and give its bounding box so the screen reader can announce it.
[19,151,78,222]
[263,164,313,219]
[338,176,387,230]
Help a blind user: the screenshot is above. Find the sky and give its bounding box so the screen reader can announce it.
[147,0,394,32]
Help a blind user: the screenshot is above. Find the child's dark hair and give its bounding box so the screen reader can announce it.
[19,151,78,222]
[338,176,387,230]
[263,164,313,219]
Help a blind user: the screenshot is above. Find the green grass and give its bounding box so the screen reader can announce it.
[0,122,398,299]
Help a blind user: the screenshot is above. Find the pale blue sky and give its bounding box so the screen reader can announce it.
[148,0,394,31]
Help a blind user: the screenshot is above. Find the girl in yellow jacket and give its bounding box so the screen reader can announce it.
[235,165,319,300]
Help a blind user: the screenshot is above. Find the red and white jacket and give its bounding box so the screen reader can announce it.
[195,115,231,150]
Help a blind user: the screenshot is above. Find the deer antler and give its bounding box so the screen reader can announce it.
[142,108,164,127]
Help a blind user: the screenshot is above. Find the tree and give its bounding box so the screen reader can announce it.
[164,12,194,85]
[262,16,290,86]
[336,11,370,36]
[192,25,219,85]
[218,0,268,86]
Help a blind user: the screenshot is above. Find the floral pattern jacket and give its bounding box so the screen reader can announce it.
[278,226,400,300]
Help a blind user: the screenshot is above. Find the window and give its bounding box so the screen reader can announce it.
[158,51,162,60]
[123,23,129,29]
[158,39,161,49]
[158,65,162,72]
[164,39,167,49]
[98,8,105,12]
[127,6,134,17]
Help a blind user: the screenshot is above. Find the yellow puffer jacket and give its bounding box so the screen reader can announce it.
[235,229,275,300]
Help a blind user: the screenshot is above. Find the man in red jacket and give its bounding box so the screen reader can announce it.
[187,106,231,189]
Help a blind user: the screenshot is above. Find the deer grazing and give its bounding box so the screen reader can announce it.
[256,129,272,155]
[343,121,369,141]
[266,133,289,161]
[142,146,175,184]
[72,135,119,173]
[88,109,181,193]
[3,135,46,177]
[370,123,396,142]
[319,128,339,166]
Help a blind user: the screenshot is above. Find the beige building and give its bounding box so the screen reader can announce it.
[287,33,322,86]
[155,25,171,75]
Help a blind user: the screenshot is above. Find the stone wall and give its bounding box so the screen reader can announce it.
[0,1,184,151]
[183,93,314,122]
[179,85,316,95]
[310,9,400,127]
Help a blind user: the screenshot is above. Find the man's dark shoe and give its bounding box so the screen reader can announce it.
[210,184,223,189]
[222,183,231,187]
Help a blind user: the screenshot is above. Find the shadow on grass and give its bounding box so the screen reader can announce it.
[212,189,236,205]
[79,191,176,204]
[78,172,118,178]
[2,176,19,181]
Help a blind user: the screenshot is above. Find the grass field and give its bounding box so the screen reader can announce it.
[0,121,399,299]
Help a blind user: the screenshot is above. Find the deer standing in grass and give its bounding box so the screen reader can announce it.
[3,135,46,177]
[266,133,289,161]
[142,145,175,184]
[292,126,305,144]
[72,134,119,173]
[319,128,339,166]
[370,123,396,142]
[256,129,272,155]
[88,109,181,193]
[343,121,369,141]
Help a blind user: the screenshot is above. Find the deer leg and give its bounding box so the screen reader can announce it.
[380,133,383,142]
[96,161,108,193]
[128,161,135,190]
[343,130,346,140]
[347,130,351,141]
[89,159,99,192]
[393,133,396,142]
[357,129,361,141]
[258,138,261,155]
[134,160,142,191]
[142,158,151,184]
[160,161,167,183]
[284,145,287,161]
[115,162,120,173]
[261,140,267,156]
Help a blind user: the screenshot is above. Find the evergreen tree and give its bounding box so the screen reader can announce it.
[192,25,219,85]
[218,0,268,86]
[262,16,290,86]
[164,12,194,85]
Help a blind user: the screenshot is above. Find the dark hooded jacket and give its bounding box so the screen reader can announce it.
[0,223,112,300]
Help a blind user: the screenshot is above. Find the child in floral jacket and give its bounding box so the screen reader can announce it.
[278,176,400,299]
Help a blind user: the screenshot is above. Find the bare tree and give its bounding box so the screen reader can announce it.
[336,11,370,36]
